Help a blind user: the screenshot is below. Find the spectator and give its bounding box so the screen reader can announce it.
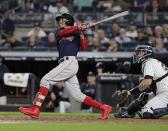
[91,38,106,52]
[27,22,47,38]
[111,23,120,36]
[111,0,123,12]
[0,55,9,105]
[96,62,105,76]
[126,22,138,39]
[48,0,69,15]
[147,0,162,12]
[145,26,153,35]
[107,37,118,52]
[122,61,131,74]
[131,0,151,22]
[21,0,37,13]
[96,29,109,47]
[46,81,71,113]
[2,33,23,48]
[154,26,164,41]
[135,29,147,43]
[42,32,56,47]
[15,0,37,13]
[81,71,97,113]
[26,34,41,47]
[114,0,130,11]
[133,0,151,9]
[0,10,15,37]
[153,39,167,53]
[146,0,163,22]
[147,34,156,47]
[163,24,168,43]
[115,28,132,46]
[96,0,114,12]
[14,1,38,21]
[85,30,94,51]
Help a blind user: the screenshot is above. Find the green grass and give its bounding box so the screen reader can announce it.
[0,112,168,131]
[0,123,168,131]
[0,112,167,118]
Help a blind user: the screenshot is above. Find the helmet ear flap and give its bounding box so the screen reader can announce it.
[64,14,74,26]
[65,20,74,26]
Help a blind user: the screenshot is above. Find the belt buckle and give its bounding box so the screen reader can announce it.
[58,56,69,64]
[65,56,69,60]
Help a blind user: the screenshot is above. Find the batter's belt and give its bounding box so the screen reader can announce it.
[58,56,76,64]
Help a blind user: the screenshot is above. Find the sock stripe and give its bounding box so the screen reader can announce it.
[35,102,42,107]
[38,94,45,100]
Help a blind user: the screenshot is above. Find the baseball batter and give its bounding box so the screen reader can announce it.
[19,13,112,120]
[114,45,168,118]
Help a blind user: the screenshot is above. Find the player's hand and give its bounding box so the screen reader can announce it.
[112,90,130,106]
[78,23,95,31]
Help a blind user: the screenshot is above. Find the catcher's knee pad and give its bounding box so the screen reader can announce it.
[141,107,154,119]
[127,92,149,115]
[138,92,149,104]
[114,107,135,118]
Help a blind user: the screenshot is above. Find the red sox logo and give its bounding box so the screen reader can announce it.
[59,36,74,43]
[65,36,74,41]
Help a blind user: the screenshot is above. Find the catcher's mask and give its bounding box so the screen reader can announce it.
[56,13,74,26]
[133,45,153,64]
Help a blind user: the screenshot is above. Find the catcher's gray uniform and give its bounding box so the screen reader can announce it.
[141,58,168,114]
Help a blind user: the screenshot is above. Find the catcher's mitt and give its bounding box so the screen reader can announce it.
[112,90,130,106]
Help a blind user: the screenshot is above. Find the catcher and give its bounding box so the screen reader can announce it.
[112,45,168,119]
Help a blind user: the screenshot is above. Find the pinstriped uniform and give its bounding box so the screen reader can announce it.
[141,58,168,114]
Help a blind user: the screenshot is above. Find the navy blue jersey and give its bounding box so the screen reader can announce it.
[56,29,80,58]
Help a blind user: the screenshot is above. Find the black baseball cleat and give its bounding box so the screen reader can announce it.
[114,107,135,118]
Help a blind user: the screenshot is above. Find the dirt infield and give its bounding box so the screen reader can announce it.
[0,114,168,124]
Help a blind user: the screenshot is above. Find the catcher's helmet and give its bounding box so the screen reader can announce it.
[56,13,74,26]
[133,45,153,64]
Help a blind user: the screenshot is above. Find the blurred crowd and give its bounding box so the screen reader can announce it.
[0,0,168,52]
[1,0,168,13]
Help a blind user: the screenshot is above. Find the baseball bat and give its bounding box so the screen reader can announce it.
[93,11,129,26]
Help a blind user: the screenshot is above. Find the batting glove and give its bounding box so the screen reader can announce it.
[79,23,95,31]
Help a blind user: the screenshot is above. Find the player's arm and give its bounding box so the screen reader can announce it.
[136,76,153,91]
[57,24,92,38]
[58,26,79,38]
[129,75,153,95]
